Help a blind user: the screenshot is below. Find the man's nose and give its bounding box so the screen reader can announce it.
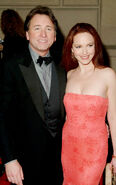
[40,29,47,37]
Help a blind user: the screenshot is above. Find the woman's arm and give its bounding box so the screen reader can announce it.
[107,68,116,172]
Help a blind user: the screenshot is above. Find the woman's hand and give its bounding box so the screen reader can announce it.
[111,157,116,173]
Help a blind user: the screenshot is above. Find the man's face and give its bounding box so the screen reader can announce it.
[26,14,56,56]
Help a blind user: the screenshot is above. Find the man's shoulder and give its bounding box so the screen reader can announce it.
[4,47,31,67]
[54,62,66,74]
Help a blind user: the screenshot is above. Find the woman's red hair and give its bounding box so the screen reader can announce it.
[61,23,107,72]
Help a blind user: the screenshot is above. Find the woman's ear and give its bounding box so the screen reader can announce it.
[71,48,74,53]
[71,48,75,59]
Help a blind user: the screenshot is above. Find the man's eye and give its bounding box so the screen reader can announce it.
[35,27,40,30]
[33,27,40,31]
[47,28,52,31]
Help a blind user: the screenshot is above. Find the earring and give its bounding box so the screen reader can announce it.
[71,51,75,59]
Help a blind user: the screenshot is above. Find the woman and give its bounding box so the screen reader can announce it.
[61,23,116,185]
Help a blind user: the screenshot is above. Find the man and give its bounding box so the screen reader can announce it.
[0,6,66,185]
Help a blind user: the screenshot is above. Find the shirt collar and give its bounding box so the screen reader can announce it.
[28,44,50,64]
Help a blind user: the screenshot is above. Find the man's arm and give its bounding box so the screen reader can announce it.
[5,160,24,185]
[0,61,24,184]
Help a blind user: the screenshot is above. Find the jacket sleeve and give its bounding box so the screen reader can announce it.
[0,61,17,164]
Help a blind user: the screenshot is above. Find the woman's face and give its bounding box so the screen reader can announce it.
[72,32,95,66]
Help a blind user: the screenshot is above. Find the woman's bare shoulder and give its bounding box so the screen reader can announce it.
[67,69,76,79]
[103,67,115,75]
[100,67,116,82]
[98,67,115,75]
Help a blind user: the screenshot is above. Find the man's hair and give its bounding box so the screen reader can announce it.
[24,5,58,32]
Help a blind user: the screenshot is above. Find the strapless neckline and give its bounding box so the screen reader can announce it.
[65,92,108,101]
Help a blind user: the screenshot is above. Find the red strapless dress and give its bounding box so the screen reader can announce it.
[61,93,108,185]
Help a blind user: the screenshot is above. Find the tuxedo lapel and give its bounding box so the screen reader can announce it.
[19,61,44,120]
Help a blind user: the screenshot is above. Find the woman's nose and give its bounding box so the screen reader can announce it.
[82,48,88,54]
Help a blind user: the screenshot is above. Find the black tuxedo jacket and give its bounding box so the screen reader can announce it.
[0,47,66,184]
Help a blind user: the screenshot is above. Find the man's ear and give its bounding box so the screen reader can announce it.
[26,31,29,40]
[54,34,56,42]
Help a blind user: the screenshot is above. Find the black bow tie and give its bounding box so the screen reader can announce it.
[37,56,52,66]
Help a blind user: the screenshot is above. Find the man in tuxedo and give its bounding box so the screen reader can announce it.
[0,6,66,185]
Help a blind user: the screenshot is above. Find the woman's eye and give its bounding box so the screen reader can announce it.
[76,46,81,48]
[89,44,93,47]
